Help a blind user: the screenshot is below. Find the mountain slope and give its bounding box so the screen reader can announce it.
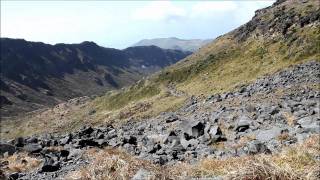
[0,39,190,116]
[132,37,211,52]
[1,0,319,179]
[1,0,319,138]
[93,0,319,120]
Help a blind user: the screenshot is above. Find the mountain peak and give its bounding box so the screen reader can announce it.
[79,41,99,47]
[131,37,211,52]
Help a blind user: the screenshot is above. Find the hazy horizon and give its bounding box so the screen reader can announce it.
[1,1,275,49]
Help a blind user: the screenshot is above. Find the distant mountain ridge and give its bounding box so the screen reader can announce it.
[0,38,190,116]
[131,37,212,52]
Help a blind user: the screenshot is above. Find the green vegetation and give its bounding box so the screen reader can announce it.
[253,46,268,59]
[94,81,161,110]
[1,0,319,139]
[156,49,240,84]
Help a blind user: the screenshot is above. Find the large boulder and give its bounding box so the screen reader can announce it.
[8,172,23,180]
[163,131,179,144]
[202,125,225,144]
[23,144,42,154]
[256,127,283,142]
[297,116,320,133]
[59,134,72,145]
[181,120,205,139]
[208,126,222,137]
[14,137,25,147]
[41,157,60,172]
[76,139,99,148]
[123,136,137,145]
[165,113,179,123]
[94,139,108,146]
[180,136,199,150]
[79,126,94,137]
[0,143,16,156]
[26,137,38,144]
[235,116,251,132]
[67,148,83,160]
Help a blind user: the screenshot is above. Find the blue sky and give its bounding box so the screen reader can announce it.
[1,1,275,49]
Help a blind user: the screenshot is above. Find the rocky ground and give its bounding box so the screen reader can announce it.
[0,61,319,179]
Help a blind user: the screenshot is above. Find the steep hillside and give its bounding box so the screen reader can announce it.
[1,1,320,179]
[1,0,319,137]
[92,0,319,122]
[0,39,190,116]
[132,37,211,52]
[2,61,319,179]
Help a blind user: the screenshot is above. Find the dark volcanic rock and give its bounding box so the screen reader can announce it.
[9,172,22,180]
[76,139,99,148]
[0,143,16,156]
[41,157,60,172]
[2,61,320,179]
[14,137,25,148]
[165,113,179,123]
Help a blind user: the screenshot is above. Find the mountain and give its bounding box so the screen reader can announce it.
[1,0,320,179]
[93,0,319,120]
[2,0,318,136]
[131,37,212,52]
[0,38,190,116]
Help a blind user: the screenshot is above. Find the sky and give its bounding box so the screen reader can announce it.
[1,1,275,49]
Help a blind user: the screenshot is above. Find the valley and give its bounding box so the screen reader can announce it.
[0,0,319,179]
[0,39,190,117]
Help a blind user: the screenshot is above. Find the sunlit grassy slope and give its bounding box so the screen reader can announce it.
[91,0,319,119]
[1,0,319,139]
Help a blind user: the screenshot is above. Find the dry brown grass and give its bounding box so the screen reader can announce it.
[189,134,320,179]
[65,148,173,180]
[1,153,42,174]
[65,135,320,180]
[118,102,152,120]
[283,112,297,126]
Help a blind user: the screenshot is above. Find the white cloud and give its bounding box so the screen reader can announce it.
[132,1,186,21]
[190,1,238,18]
